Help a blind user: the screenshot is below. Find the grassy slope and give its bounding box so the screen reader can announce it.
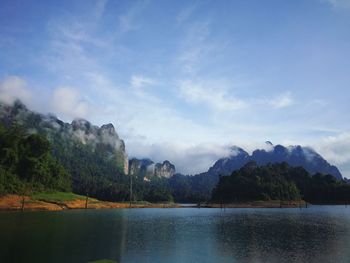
[0,191,180,210]
[31,192,94,202]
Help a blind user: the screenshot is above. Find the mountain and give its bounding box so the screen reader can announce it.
[207,142,342,180]
[206,146,250,177]
[0,100,128,175]
[212,161,302,202]
[0,101,343,203]
[0,123,71,195]
[0,101,135,201]
[179,142,343,201]
[251,143,342,179]
[129,158,176,179]
[212,161,350,204]
[0,101,175,202]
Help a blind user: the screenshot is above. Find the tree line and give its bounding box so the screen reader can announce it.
[211,161,350,204]
[0,124,174,202]
[0,124,70,195]
[2,121,350,204]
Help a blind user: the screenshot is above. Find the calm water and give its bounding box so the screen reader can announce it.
[1,206,350,263]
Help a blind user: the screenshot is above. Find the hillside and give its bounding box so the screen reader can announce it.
[0,101,173,202]
[184,143,343,201]
[0,100,346,204]
[212,162,350,204]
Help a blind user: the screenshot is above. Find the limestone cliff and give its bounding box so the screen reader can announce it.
[129,158,175,178]
[71,119,129,174]
[154,160,175,178]
[0,101,129,175]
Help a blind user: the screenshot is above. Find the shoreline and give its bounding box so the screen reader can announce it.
[1,195,345,212]
[198,200,308,208]
[0,194,179,211]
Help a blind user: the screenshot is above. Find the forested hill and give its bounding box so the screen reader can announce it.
[212,162,350,204]
[0,124,71,195]
[207,144,342,180]
[184,143,343,201]
[0,100,347,204]
[0,100,128,174]
[0,101,130,200]
[0,101,173,202]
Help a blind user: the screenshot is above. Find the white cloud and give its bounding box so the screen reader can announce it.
[179,79,247,111]
[268,92,294,109]
[1,1,347,178]
[128,74,162,103]
[177,21,212,74]
[43,6,120,81]
[126,133,350,175]
[127,141,232,174]
[131,75,155,90]
[324,0,350,9]
[78,74,214,146]
[85,72,113,88]
[119,15,139,33]
[176,4,198,25]
[0,76,32,105]
[94,0,109,19]
[118,1,146,33]
[315,132,350,165]
[311,132,350,179]
[45,25,99,78]
[51,87,89,120]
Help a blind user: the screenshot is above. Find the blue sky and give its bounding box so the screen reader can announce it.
[0,0,350,175]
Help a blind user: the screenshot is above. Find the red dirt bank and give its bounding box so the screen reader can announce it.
[0,195,178,211]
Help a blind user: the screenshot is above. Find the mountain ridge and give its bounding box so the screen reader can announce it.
[0,100,129,174]
[206,142,342,180]
[0,101,341,180]
[129,158,176,179]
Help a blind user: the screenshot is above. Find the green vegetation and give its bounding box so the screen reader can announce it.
[0,121,173,202]
[212,161,350,204]
[51,136,130,201]
[168,173,218,202]
[1,102,349,205]
[0,124,71,196]
[31,191,89,202]
[0,101,132,201]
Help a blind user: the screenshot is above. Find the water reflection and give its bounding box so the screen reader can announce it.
[214,208,350,263]
[0,210,127,263]
[2,207,350,263]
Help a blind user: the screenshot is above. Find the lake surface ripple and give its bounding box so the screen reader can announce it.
[1,206,350,263]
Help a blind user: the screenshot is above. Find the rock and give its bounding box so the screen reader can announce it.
[155,160,175,178]
[206,143,342,180]
[129,158,175,178]
[0,101,129,175]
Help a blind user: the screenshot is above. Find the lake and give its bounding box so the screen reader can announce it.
[1,206,350,263]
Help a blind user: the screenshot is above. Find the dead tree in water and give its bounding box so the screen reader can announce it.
[85,192,89,209]
[20,186,31,212]
[83,177,92,210]
[21,196,25,212]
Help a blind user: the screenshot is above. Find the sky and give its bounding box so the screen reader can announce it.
[0,0,350,176]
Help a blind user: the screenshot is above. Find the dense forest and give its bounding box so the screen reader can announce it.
[0,101,176,202]
[1,102,350,204]
[212,161,350,204]
[2,121,350,204]
[168,173,218,202]
[0,124,71,195]
[0,124,174,202]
